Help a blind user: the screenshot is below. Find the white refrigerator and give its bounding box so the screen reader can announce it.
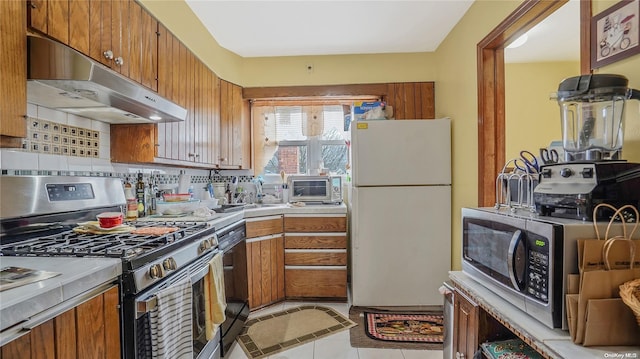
[350,118,451,307]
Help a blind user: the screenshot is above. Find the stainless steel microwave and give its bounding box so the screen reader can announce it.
[461,207,639,330]
[288,175,342,204]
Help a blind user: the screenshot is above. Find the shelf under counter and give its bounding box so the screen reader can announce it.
[449,271,640,359]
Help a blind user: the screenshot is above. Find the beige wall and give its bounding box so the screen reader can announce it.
[505,61,580,161]
[140,0,640,271]
[593,1,640,161]
[138,0,244,83]
[241,53,436,86]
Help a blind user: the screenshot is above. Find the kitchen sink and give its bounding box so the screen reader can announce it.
[213,204,246,213]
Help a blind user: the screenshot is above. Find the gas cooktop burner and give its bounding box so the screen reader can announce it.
[0,221,212,260]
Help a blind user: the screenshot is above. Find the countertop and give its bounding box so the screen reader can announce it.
[242,202,347,218]
[449,271,640,358]
[0,257,122,334]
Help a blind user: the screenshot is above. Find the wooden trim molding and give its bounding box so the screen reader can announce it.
[476,0,591,207]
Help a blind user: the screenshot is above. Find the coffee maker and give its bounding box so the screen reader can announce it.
[534,74,640,220]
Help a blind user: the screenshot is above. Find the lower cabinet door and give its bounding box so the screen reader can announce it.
[285,267,347,298]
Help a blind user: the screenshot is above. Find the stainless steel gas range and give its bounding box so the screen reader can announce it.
[0,176,248,359]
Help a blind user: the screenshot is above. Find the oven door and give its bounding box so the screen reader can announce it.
[217,221,249,357]
[461,208,529,293]
[289,177,330,202]
[133,250,221,359]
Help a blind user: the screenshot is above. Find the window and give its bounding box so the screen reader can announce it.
[252,103,353,175]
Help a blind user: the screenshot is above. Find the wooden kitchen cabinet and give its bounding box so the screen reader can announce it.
[452,287,514,359]
[1,285,120,359]
[0,0,27,148]
[28,0,157,91]
[219,80,251,169]
[453,288,479,359]
[246,215,285,310]
[284,214,348,300]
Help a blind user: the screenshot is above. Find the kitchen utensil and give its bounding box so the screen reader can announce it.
[163,193,191,202]
[514,150,539,173]
[555,74,640,161]
[155,199,201,215]
[539,148,559,164]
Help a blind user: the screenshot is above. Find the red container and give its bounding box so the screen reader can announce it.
[97,212,124,228]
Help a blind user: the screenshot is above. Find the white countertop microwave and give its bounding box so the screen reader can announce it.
[287,175,342,204]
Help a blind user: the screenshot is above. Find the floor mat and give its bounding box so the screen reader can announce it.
[349,306,444,350]
[237,305,356,359]
[364,312,444,343]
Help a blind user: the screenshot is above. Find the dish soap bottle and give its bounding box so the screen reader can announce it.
[124,178,138,221]
[136,173,147,217]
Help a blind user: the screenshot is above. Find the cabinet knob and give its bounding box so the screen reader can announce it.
[103,50,114,60]
[114,57,124,66]
[219,157,227,162]
[29,2,37,9]
[188,153,195,158]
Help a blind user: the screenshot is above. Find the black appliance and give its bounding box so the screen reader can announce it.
[216,221,250,357]
[534,161,640,221]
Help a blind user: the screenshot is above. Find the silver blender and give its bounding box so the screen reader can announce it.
[534,74,640,220]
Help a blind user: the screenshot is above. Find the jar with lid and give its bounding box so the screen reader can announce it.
[124,178,138,220]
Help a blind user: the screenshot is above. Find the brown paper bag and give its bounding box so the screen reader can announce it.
[566,294,579,342]
[583,298,640,346]
[578,204,640,272]
[575,236,640,345]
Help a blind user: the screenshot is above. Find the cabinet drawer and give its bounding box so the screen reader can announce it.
[284,216,346,232]
[285,268,347,298]
[285,234,347,249]
[284,249,347,266]
[246,215,283,238]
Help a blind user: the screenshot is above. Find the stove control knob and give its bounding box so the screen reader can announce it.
[149,264,164,279]
[163,257,177,271]
[560,168,573,178]
[199,240,212,253]
[541,168,552,178]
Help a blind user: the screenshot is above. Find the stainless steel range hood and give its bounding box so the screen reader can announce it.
[27,35,187,124]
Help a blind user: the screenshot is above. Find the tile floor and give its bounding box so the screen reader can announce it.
[224,301,445,359]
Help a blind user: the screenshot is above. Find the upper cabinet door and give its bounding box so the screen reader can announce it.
[0,0,27,144]
[47,0,69,44]
[28,0,48,34]
[88,0,111,66]
[140,7,158,91]
[69,0,90,55]
[111,0,131,77]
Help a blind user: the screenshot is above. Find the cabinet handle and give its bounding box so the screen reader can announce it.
[195,154,200,158]
[114,57,124,66]
[188,153,195,158]
[103,50,114,60]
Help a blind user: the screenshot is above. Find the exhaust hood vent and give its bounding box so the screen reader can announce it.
[27,35,187,124]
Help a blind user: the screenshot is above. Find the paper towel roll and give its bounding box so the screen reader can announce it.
[177,172,191,194]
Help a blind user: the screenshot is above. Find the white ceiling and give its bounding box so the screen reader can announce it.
[185,0,580,62]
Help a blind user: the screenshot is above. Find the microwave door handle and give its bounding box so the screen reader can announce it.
[507,230,525,291]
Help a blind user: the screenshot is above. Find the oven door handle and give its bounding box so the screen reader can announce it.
[191,261,210,283]
[507,229,526,291]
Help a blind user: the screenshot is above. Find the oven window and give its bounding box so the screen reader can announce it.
[466,223,512,278]
[292,181,328,197]
[192,277,207,357]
